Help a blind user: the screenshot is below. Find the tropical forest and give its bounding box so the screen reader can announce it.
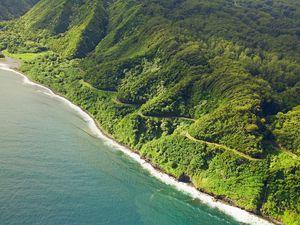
[0,0,299,224]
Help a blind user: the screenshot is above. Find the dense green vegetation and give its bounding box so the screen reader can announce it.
[0,0,39,20]
[273,107,300,157]
[1,0,300,224]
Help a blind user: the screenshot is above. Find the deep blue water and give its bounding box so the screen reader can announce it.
[0,68,244,225]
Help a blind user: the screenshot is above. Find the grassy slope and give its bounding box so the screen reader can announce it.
[1,0,300,224]
[3,49,49,61]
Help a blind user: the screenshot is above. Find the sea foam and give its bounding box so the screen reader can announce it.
[0,65,275,225]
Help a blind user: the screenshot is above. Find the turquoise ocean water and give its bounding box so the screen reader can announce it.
[0,68,247,225]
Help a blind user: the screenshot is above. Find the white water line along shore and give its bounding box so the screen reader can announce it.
[0,62,274,225]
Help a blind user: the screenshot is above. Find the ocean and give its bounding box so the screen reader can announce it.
[0,67,272,225]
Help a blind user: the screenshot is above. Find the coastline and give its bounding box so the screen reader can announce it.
[0,58,278,225]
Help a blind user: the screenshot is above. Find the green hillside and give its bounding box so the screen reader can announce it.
[1,0,300,224]
[0,0,39,20]
[20,0,107,57]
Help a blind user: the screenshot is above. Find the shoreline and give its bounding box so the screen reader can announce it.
[0,58,278,225]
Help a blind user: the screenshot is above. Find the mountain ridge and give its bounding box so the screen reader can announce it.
[1,0,299,224]
[0,0,39,20]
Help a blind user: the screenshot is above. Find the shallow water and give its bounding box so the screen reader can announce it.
[0,68,250,225]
